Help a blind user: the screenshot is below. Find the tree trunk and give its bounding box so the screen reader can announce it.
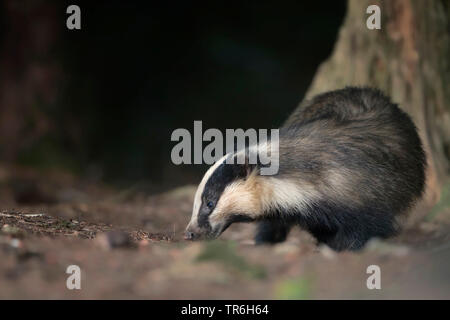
[288,0,450,223]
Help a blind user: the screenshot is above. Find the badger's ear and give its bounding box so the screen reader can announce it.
[236,154,257,179]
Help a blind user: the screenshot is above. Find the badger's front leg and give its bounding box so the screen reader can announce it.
[254,220,291,244]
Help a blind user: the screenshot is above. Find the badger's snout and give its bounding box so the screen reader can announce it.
[184,224,200,241]
[183,230,195,240]
[184,220,225,241]
[184,223,213,241]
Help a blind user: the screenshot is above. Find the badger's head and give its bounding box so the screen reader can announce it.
[184,154,263,240]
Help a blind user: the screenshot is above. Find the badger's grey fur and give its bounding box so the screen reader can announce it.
[185,87,426,251]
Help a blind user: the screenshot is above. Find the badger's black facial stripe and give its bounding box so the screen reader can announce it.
[203,162,238,201]
[197,158,251,225]
[198,212,212,230]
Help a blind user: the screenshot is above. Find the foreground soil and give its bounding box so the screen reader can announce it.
[0,166,449,299]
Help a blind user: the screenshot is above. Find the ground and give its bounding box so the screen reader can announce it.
[0,165,449,299]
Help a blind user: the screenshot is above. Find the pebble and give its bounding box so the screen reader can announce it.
[96,231,134,250]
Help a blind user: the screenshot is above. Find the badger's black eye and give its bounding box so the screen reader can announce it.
[206,201,214,209]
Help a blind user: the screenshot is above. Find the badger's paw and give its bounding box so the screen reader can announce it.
[254,220,291,245]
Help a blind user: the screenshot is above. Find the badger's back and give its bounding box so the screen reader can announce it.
[274,87,425,244]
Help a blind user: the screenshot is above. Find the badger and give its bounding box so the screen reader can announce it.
[184,87,426,251]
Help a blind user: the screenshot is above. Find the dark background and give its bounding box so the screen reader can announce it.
[0,0,345,191]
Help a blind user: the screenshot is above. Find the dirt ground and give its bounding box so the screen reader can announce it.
[0,165,449,299]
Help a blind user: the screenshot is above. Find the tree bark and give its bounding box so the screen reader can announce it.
[288,0,450,223]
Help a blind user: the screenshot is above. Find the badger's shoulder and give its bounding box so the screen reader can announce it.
[283,87,398,128]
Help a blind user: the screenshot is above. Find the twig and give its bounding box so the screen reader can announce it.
[0,213,45,218]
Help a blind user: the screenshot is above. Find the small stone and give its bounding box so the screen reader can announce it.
[138,239,150,247]
[96,231,134,250]
[10,238,21,248]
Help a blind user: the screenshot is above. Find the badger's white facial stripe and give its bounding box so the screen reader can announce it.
[235,140,280,170]
[189,154,230,227]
